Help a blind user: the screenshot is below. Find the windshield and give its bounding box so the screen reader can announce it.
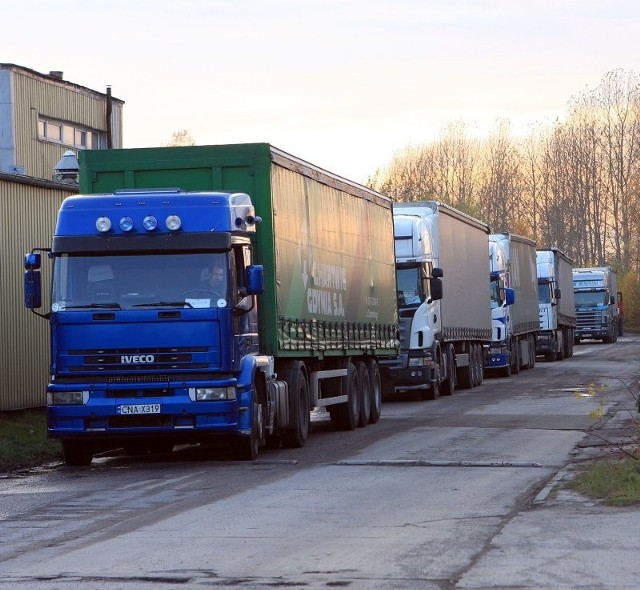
[574,291,608,307]
[538,283,552,304]
[52,252,230,311]
[396,265,424,307]
[490,279,503,309]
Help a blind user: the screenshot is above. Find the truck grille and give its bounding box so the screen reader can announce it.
[68,346,208,372]
[576,310,605,328]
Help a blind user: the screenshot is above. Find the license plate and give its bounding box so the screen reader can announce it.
[117,403,161,415]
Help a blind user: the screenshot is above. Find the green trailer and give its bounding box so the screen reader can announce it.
[67,143,399,456]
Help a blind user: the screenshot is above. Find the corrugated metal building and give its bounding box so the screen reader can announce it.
[0,64,124,410]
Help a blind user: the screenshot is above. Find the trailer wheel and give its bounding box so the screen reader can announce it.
[367,359,382,424]
[282,362,310,448]
[62,440,93,467]
[356,361,371,427]
[329,361,359,431]
[457,345,474,389]
[232,401,261,460]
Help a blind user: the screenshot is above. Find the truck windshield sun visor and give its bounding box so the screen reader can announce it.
[52,232,232,254]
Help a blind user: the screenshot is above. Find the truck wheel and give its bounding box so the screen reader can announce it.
[511,340,521,375]
[528,336,536,369]
[329,361,360,431]
[457,345,473,389]
[421,355,440,400]
[282,362,310,448]
[472,344,482,386]
[441,346,455,395]
[356,361,371,427]
[475,343,484,386]
[62,440,93,466]
[367,359,382,424]
[232,401,261,460]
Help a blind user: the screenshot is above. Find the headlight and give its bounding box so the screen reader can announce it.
[47,391,88,405]
[189,387,236,401]
[408,357,428,367]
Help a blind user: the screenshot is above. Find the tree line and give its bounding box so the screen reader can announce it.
[368,69,640,328]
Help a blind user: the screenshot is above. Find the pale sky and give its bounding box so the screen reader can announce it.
[4,0,638,182]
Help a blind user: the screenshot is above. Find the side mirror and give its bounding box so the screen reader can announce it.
[432,267,443,279]
[609,295,615,305]
[246,265,264,295]
[504,287,515,306]
[554,288,562,300]
[429,277,443,301]
[24,252,43,309]
[24,252,42,270]
[24,270,42,309]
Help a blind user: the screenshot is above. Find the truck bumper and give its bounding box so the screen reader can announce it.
[485,352,508,369]
[379,353,435,391]
[46,391,248,445]
[575,328,608,339]
[536,332,556,355]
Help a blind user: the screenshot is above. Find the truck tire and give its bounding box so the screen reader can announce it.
[441,345,455,395]
[457,344,473,389]
[528,335,536,369]
[356,361,371,427]
[62,440,93,466]
[421,355,440,400]
[475,343,484,386]
[511,340,520,374]
[556,338,565,360]
[232,400,261,460]
[282,362,310,448]
[366,359,382,424]
[329,361,359,431]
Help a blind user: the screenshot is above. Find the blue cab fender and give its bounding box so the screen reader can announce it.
[236,354,259,433]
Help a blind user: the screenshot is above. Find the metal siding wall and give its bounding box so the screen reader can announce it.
[12,71,123,180]
[0,179,71,410]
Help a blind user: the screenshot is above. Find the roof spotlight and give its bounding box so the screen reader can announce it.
[166,215,182,231]
[143,215,158,231]
[119,216,134,232]
[96,217,112,233]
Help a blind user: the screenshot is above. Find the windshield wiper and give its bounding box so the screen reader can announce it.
[64,303,123,310]
[131,301,194,309]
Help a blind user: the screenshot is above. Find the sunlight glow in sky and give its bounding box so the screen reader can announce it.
[4,0,638,182]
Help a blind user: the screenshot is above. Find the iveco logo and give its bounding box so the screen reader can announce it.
[121,354,155,364]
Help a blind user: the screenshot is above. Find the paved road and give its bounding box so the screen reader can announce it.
[0,336,638,589]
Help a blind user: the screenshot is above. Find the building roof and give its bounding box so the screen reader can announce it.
[0,63,124,105]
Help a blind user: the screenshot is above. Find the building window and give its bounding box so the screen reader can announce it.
[37,116,105,150]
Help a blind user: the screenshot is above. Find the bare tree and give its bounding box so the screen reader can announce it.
[163,129,196,147]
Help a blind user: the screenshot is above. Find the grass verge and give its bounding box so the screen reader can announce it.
[0,408,61,472]
[567,454,640,506]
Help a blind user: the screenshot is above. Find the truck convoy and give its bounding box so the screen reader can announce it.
[381,201,492,399]
[573,266,621,343]
[486,233,539,376]
[24,143,399,465]
[536,248,576,361]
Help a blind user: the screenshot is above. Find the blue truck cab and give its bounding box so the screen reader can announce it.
[24,189,267,465]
